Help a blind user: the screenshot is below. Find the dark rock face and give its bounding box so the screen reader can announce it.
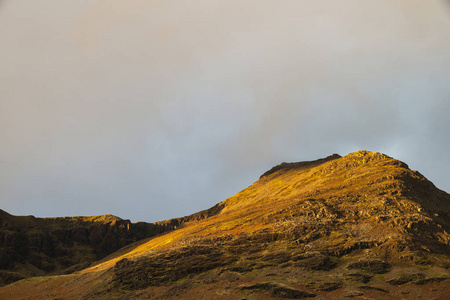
[240,282,316,298]
[0,216,140,278]
[0,214,148,282]
[0,202,226,286]
[346,260,391,274]
[0,230,28,269]
[260,153,341,179]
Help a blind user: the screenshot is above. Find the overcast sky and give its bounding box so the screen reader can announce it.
[1,0,449,222]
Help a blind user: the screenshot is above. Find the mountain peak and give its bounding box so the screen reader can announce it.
[259,151,409,181]
[343,150,408,167]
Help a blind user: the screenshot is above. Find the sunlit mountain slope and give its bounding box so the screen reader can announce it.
[1,151,449,299]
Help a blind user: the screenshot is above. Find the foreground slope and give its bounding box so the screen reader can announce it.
[1,151,449,299]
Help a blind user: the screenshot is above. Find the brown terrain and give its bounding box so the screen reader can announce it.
[0,150,449,299]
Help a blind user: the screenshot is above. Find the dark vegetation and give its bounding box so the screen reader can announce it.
[240,282,316,298]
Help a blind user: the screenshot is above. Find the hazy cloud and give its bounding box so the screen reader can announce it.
[1,0,449,222]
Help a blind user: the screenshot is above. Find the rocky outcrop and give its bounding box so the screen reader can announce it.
[260,153,341,178]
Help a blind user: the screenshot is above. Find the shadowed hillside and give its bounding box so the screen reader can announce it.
[1,151,449,299]
[0,204,224,286]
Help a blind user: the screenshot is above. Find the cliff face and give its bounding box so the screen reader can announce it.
[0,212,138,284]
[0,204,224,286]
[1,151,450,299]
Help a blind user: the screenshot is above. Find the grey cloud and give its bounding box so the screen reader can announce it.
[1,0,449,222]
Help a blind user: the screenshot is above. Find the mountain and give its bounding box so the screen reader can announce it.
[1,151,449,299]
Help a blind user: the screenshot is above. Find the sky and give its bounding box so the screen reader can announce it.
[1,0,450,223]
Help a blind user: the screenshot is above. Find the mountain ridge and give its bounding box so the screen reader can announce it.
[0,202,225,286]
[260,153,341,179]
